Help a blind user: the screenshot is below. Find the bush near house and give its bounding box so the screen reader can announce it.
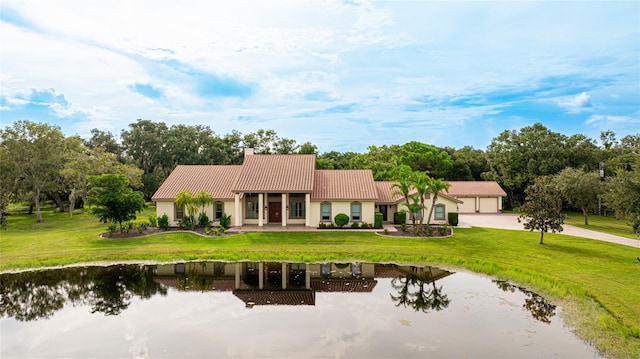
[448,212,459,226]
[334,213,349,228]
[219,214,232,229]
[374,212,383,229]
[394,210,407,225]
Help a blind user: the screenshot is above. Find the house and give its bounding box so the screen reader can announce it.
[446,181,507,213]
[151,149,504,227]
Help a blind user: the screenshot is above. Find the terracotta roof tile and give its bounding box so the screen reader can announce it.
[447,181,507,197]
[374,181,463,204]
[233,290,316,306]
[232,155,316,192]
[151,165,241,200]
[311,170,378,200]
[310,279,377,292]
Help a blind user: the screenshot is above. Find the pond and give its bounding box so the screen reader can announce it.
[0,262,601,358]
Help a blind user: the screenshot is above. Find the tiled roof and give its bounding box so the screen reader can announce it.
[374,181,414,203]
[153,277,237,291]
[311,170,378,200]
[447,181,507,197]
[151,165,242,200]
[232,155,316,192]
[310,279,377,292]
[233,290,316,306]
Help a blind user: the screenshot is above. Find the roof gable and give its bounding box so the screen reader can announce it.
[312,170,378,200]
[151,165,241,200]
[232,155,316,193]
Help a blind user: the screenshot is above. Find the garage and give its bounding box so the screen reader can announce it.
[479,197,499,213]
[457,197,477,213]
[447,181,507,214]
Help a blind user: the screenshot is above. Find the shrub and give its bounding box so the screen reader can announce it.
[318,222,327,229]
[383,228,389,235]
[426,226,434,236]
[439,226,448,235]
[198,212,210,227]
[448,212,459,226]
[137,222,148,234]
[413,226,423,236]
[219,213,232,229]
[351,221,360,229]
[124,221,134,234]
[374,212,383,229]
[334,213,349,228]
[158,214,169,230]
[394,210,407,225]
[107,223,117,234]
[204,226,211,235]
[328,222,335,228]
[148,215,158,227]
[179,215,195,230]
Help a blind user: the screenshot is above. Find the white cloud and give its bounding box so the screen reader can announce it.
[558,92,593,113]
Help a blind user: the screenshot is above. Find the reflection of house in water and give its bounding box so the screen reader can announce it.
[153,262,452,308]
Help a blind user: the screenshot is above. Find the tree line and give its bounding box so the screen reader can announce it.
[1,119,638,234]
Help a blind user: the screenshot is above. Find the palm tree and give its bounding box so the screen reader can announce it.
[391,165,414,223]
[411,172,431,225]
[174,190,196,218]
[193,190,214,216]
[425,178,451,226]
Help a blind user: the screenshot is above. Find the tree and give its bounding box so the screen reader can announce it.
[84,129,122,159]
[0,185,13,229]
[193,190,214,226]
[0,121,66,222]
[554,168,601,225]
[517,176,566,244]
[425,178,451,227]
[391,165,415,223]
[411,172,431,225]
[86,174,144,232]
[484,123,570,208]
[601,167,640,236]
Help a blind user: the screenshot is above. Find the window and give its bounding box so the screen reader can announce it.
[214,262,225,275]
[289,193,305,219]
[214,202,224,220]
[351,202,361,221]
[321,263,331,276]
[175,263,185,274]
[435,204,446,220]
[174,203,184,220]
[290,263,306,270]
[321,202,332,221]
[245,194,258,219]
[352,263,361,276]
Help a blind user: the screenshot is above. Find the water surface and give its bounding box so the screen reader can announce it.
[0,262,601,358]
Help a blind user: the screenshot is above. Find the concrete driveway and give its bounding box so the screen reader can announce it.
[458,213,640,249]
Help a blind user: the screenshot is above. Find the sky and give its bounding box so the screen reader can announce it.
[1,0,639,153]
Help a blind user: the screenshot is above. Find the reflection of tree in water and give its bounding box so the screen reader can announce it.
[493,280,556,324]
[0,265,167,321]
[390,266,450,313]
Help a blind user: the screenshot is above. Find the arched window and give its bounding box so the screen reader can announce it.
[435,204,446,220]
[320,202,332,221]
[351,202,361,221]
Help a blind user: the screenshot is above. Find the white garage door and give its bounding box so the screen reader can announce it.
[479,197,499,213]
[457,197,476,213]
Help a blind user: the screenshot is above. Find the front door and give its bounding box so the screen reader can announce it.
[379,205,388,221]
[268,202,281,223]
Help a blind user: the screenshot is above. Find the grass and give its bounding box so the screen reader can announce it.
[1,205,639,358]
[564,211,639,240]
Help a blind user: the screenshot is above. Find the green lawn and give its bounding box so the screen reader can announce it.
[1,206,639,358]
[564,211,639,239]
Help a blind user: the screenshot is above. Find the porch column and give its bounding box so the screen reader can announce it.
[305,267,311,289]
[258,193,264,227]
[282,262,288,289]
[258,262,264,289]
[305,193,311,227]
[281,193,287,227]
[475,196,480,213]
[234,193,241,227]
[235,263,241,289]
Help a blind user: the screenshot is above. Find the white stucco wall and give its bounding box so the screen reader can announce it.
[395,195,460,225]
[156,200,236,227]
[309,200,376,227]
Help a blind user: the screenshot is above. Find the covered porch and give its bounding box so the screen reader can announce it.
[233,192,311,227]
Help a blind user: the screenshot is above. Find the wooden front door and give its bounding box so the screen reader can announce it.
[268,202,281,223]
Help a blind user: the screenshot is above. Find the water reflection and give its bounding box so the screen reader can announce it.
[494,279,557,324]
[1,262,556,324]
[389,266,451,313]
[0,266,166,321]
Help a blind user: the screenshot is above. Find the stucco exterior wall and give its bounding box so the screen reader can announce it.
[309,200,375,226]
[395,195,460,225]
[156,200,236,227]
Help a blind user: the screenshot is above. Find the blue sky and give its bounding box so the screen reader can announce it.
[1,0,638,152]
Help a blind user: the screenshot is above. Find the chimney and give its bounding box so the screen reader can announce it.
[244,148,254,158]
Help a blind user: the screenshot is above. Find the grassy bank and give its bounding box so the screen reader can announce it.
[1,208,639,357]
